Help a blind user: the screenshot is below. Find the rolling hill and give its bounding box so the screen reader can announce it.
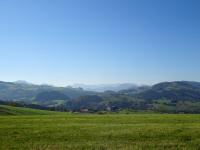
[136,81,200,101]
[1,80,200,113]
[0,105,61,115]
[0,81,95,102]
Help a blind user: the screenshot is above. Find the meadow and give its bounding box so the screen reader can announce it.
[0,105,200,150]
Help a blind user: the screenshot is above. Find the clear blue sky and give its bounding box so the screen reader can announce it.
[0,0,200,86]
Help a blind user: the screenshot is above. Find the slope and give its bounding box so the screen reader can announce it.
[0,105,61,116]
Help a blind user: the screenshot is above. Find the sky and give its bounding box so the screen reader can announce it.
[0,0,200,86]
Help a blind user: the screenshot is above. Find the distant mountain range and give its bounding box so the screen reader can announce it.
[72,83,138,92]
[1,80,200,113]
[14,80,33,85]
[0,80,95,101]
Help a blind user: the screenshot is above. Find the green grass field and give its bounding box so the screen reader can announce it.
[0,105,200,149]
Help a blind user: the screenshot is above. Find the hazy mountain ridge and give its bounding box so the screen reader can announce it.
[1,80,200,113]
[0,81,95,102]
[66,81,200,113]
[72,83,138,92]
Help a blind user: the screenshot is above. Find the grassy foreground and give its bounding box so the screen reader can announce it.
[0,106,200,149]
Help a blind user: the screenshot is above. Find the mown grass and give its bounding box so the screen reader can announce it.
[0,106,200,149]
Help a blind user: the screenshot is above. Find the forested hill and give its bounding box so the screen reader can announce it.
[136,81,200,101]
[1,81,200,113]
[0,81,95,101]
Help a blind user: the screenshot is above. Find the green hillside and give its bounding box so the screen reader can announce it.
[1,81,200,113]
[0,105,61,115]
[136,81,200,101]
[0,81,94,101]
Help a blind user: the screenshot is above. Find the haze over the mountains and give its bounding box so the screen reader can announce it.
[0,0,200,114]
[71,83,139,92]
[1,80,200,113]
[13,80,140,92]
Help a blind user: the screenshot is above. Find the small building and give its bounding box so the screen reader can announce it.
[80,108,89,113]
